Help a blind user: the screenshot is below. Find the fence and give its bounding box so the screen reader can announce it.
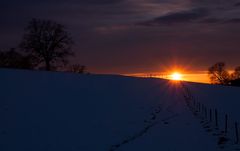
[180,82,240,148]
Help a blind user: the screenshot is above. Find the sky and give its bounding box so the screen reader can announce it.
[1,0,240,82]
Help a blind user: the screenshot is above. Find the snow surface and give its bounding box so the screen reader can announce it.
[1,69,240,151]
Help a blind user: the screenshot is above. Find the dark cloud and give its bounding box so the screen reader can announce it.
[224,18,240,23]
[234,2,240,6]
[0,0,123,5]
[71,0,123,5]
[200,18,240,24]
[200,18,222,23]
[137,8,209,26]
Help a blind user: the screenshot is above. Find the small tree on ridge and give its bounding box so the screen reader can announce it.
[208,62,230,85]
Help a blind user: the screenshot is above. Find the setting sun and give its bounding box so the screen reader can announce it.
[171,72,182,81]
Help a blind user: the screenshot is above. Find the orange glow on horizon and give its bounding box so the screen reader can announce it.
[170,72,182,81]
[124,71,210,84]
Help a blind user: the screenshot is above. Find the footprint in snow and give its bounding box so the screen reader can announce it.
[217,136,229,145]
[151,115,156,120]
[163,121,169,125]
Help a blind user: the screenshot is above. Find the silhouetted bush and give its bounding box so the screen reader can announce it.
[208,62,240,86]
[0,48,34,69]
[68,64,86,74]
[208,62,230,85]
[230,79,240,86]
[229,66,240,86]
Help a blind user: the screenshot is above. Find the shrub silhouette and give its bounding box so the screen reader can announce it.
[208,62,230,85]
[0,48,34,69]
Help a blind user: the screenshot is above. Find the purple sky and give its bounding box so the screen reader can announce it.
[1,0,240,74]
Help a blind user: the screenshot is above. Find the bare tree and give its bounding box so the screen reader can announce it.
[20,18,74,71]
[208,62,230,85]
[69,64,86,74]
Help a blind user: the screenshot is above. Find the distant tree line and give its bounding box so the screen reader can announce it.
[208,62,240,86]
[0,18,87,74]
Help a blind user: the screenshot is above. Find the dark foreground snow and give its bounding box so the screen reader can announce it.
[1,69,240,151]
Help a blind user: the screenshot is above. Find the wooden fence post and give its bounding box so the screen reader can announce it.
[225,114,228,134]
[209,109,212,122]
[199,103,201,112]
[198,103,199,112]
[196,103,199,112]
[215,109,218,128]
[235,122,239,144]
[205,107,207,119]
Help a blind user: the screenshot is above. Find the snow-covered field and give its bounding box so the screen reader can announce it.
[1,69,240,151]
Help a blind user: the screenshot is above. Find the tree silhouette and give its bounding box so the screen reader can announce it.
[231,66,240,80]
[69,64,86,74]
[20,18,73,71]
[0,48,34,69]
[208,62,230,85]
[228,66,240,86]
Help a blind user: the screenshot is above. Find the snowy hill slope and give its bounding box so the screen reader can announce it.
[1,69,240,151]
